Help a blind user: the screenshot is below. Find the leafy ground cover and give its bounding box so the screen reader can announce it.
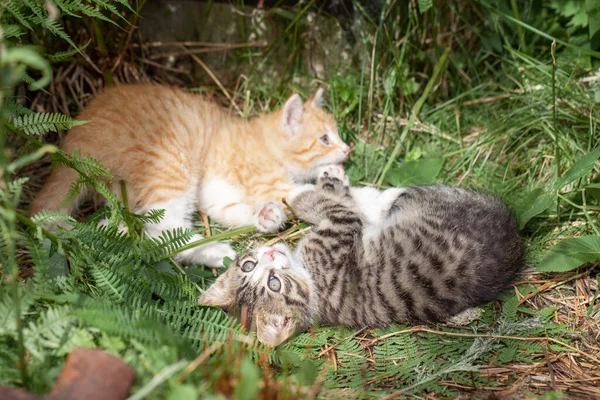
[1,0,599,398]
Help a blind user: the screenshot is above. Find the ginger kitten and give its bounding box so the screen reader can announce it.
[199,167,522,346]
[30,84,349,267]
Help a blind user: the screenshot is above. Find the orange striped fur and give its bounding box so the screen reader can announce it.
[30,84,349,267]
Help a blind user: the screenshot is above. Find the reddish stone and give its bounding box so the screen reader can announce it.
[47,348,135,400]
[0,386,41,400]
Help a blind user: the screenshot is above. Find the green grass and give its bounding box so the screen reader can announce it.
[1,0,600,398]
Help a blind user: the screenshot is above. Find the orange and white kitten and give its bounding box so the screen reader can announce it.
[30,84,349,267]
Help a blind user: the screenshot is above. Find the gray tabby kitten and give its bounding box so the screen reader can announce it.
[199,166,522,346]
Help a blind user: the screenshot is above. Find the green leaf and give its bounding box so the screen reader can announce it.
[537,236,600,272]
[417,0,433,13]
[555,145,600,189]
[295,359,320,386]
[167,384,197,400]
[235,358,260,400]
[384,158,444,187]
[515,188,555,230]
[585,183,600,201]
[153,260,178,276]
[48,252,69,279]
[185,267,214,283]
[223,256,234,268]
[587,0,600,50]
[384,67,397,96]
[0,46,51,90]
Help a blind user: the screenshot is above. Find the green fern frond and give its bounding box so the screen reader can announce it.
[88,262,129,301]
[46,40,91,62]
[142,228,197,262]
[12,112,89,136]
[157,301,246,347]
[0,337,21,385]
[89,0,130,24]
[2,24,23,38]
[137,265,197,301]
[500,295,519,320]
[0,290,34,336]
[74,300,183,349]
[30,210,75,227]
[1,100,33,119]
[5,2,33,30]
[23,305,75,360]
[44,20,79,51]
[132,209,166,225]
[109,0,136,13]
[54,0,118,25]
[0,177,29,202]
[54,151,111,179]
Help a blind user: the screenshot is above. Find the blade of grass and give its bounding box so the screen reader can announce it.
[376,47,451,187]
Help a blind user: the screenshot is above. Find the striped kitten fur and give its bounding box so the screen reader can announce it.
[199,166,523,346]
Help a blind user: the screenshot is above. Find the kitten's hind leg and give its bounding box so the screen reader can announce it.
[199,179,287,233]
[143,194,236,268]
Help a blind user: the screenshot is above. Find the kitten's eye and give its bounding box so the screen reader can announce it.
[319,134,330,145]
[268,275,281,292]
[241,260,256,272]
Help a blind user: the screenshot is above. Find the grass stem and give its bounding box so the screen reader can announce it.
[376,47,451,187]
[166,225,256,259]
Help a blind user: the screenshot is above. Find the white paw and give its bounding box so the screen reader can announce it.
[287,184,316,203]
[318,164,349,186]
[178,241,236,268]
[256,201,287,233]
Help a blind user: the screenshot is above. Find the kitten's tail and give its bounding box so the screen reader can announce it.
[29,166,82,217]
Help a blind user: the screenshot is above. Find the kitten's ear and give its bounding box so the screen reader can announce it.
[198,274,234,309]
[308,87,326,109]
[282,93,304,135]
[255,313,295,347]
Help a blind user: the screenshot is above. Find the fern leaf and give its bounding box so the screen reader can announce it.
[12,112,89,136]
[108,0,136,13]
[41,20,80,52]
[74,300,183,348]
[2,24,24,38]
[89,262,128,301]
[1,100,33,119]
[141,228,197,262]
[52,0,118,25]
[30,210,75,227]
[88,0,130,24]
[5,2,33,30]
[23,305,75,360]
[0,290,35,336]
[46,40,91,62]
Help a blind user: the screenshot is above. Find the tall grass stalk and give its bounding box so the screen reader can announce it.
[376,47,451,187]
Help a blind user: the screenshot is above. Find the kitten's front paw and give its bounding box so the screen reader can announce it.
[318,164,349,186]
[317,165,350,195]
[256,202,287,233]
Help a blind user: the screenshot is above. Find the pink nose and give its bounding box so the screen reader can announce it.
[263,249,277,261]
[341,145,350,155]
